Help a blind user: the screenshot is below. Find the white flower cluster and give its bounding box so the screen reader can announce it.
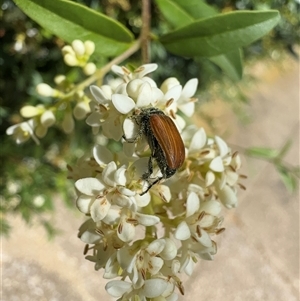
[6,41,95,143]
[72,64,245,301]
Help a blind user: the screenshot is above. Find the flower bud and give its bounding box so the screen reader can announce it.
[36,83,54,97]
[73,101,90,120]
[62,45,75,56]
[72,39,85,56]
[64,53,78,66]
[20,105,41,118]
[83,62,96,75]
[40,110,56,127]
[62,112,75,134]
[84,40,95,56]
[35,124,47,138]
[54,75,66,85]
[126,79,144,99]
[160,77,180,93]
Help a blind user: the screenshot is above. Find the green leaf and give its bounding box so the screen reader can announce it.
[155,0,243,80]
[155,0,217,28]
[160,10,280,57]
[166,0,218,21]
[246,147,279,159]
[13,0,134,57]
[155,0,194,28]
[276,165,297,193]
[277,139,292,159]
[209,49,243,81]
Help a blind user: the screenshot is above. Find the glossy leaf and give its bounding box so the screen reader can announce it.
[155,0,243,80]
[155,0,217,27]
[155,0,197,28]
[160,10,280,57]
[13,0,134,57]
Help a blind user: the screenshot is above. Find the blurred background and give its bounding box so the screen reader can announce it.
[1,0,299,300]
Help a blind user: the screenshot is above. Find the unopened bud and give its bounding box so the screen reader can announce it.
[62,112,75,134]
[64,53,78,66]
[40,110,56,127]
[83,62,96,75]
[36,83,54,97]
[84,40,95,56]
[72,40,85,56]
[20,105,41,118]
[73,101,90,120]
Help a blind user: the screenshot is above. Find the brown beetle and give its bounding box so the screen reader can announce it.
[124,107,185,195]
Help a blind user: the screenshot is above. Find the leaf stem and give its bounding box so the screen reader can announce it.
[141,0,151,63]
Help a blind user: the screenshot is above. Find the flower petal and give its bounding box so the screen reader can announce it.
[90,197,111,222]
[102,161,117,187]
[102,208,121,225]
[182,78,198,98]
[143,278,168,298]
[174,221,191,240]
[75,178,105,196]
[112,193,132,208]
[133,194,150,209]
[93,145,113,166]
[186,192,200,217]
[118,219,135,242]
[136,213,160,226]
[114,165,127,186]
[148,257,164,274]
[209,156,224,172]
[76,194,93,214]
[80,230,100,244]
[205,171,215,186]
[136,63,158,78]
[215,136,229,158]
[200,200,221,216]
[90,85,110,104]
[136,82,152,107]
[179,102,195,117]
[160,238,177,260]
[164,85,182,103]
[112,94,135,114]
[189,128,207,153]
[105,280,132,298]
[197,229,212,247]
[147,239,166,255]
[123,118,139,141]
[217,185,238,209]
[86,111,101,127]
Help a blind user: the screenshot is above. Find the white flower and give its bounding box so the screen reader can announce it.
[117,239,166,286]
[106,277,170,300]
[111,63,158,82]
[6,119,39,144]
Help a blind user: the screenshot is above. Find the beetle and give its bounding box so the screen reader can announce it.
[124,107,185,195]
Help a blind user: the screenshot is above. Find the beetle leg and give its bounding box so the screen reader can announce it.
[122,134,138,143]
[142,156,154,181]
[140,175,163,196]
